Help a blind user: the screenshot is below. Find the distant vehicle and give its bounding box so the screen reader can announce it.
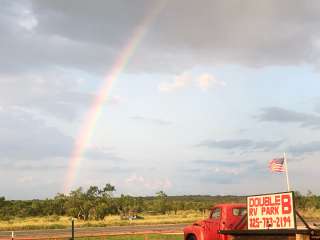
[183,203,247,240]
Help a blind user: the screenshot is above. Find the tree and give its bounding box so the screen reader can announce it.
[305,190,318,209]
[64,187,90,220]
[100,184,116,198]
[86,186,99,200]
[53,193,67,215]
[155,191,168,214]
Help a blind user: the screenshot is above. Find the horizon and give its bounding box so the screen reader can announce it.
[3,189,310,201]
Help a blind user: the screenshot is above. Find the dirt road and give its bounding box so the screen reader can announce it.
[0,223,186,240]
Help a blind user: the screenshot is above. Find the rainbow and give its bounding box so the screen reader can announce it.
[63,2,166,193]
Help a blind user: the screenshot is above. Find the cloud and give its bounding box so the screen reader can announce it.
[188,159,266,185]
[84,146,124,161]
[17,176,34,184]
[195,159,257,167]
[197,74,226,91]
[131,115,173,126]
[30,0,154,47]
[92,166,133,174]
[125,173,172,190]
[194,159,262,176]
[3,1,320,77]
[0,1,117,74]
[315,100,320,114]
[0,72,121,121]
[257,107,320,129]
[159,72,225,92]
[0,161,66,171]
[197,139,283,151]
[0,73,88,120]
[0,108,73,161]
[0,108,123,163]
[158,73,191,92]
[25,0,320,73]
[287,141,320,156]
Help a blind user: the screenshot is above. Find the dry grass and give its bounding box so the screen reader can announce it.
[2,208,318,231]
[0,210,203,231]
[299,208,320,219]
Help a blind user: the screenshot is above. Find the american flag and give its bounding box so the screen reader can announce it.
[269,157,285,172]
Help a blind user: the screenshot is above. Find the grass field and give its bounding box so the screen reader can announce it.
[0,210,203,231]
[0,208,319,231]
[77,234,183,240]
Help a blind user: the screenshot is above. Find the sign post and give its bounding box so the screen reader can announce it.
[71,218,75,240]
[247,191,296,230]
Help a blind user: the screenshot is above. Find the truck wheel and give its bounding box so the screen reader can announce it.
[187,235,196,240]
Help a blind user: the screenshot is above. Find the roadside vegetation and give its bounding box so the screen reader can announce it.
[0,184,319,231]
[0,210,203,231]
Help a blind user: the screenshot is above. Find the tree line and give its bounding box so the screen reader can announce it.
[0,184,318,221]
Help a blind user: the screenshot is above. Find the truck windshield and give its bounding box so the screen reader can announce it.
[232,207,247,216]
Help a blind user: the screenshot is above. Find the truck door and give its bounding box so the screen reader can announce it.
[204,207,222,240]
[228,207,247,230]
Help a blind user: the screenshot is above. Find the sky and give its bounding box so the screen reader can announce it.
[1,0,320,199]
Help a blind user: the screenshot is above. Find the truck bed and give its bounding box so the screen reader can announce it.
[219,228,319,240]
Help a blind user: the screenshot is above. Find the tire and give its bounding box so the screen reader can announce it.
[187,234,197,240]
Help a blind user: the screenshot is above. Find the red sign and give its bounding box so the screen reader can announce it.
[247,192,296,230]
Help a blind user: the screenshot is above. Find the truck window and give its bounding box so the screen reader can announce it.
[232,207,247,216]
[211,208,221,219]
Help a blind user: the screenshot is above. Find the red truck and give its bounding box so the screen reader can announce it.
[183,203,247,240]
[183,201,320,240]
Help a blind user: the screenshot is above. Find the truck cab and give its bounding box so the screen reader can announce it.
[184,203,247,240]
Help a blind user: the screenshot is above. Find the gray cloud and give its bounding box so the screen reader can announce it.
[197,139,282,151]
[0,161,66,171]
[0,74,90,120]
[91,166,133,174]
[31,0,320,70]
[186,159,266,185]
[314,101,320,114]
[0,108,123,163]
[0,108,73,161]
[257,107,320,129]
[200,175,236,185]
[0,0,116,74]
[31,0,154,47]
[195,159,257,167]
[0,73,121,121]
[84,147,124,161]
[287,141,320,156]
[1,0,320,76]
[131,115,173,126]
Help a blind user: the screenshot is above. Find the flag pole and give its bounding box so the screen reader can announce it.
[283,152,290,191]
